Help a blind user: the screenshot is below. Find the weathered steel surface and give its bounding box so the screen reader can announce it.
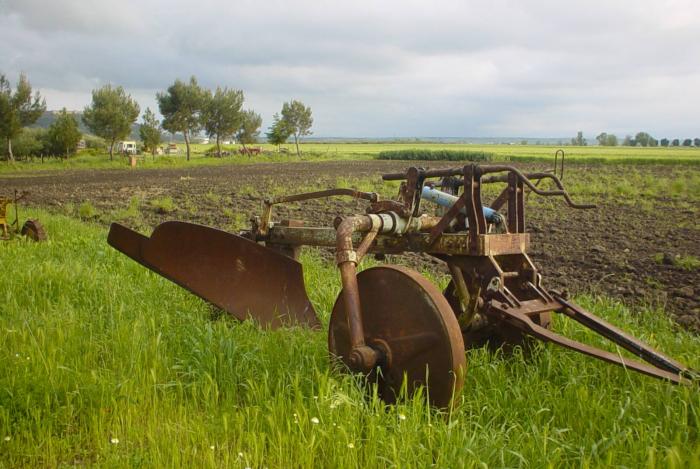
[329,265,466,408]
[108,221,320,329]
[266,226,529,256]
[106,161,696,405]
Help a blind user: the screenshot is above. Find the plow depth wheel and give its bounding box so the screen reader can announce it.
[21,219,47,242]
[329,265,466,408]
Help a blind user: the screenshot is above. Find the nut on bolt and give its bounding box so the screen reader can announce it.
[349,345,380,371]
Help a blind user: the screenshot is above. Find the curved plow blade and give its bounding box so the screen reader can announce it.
[108,221,320,329]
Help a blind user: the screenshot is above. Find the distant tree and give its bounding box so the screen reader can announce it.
[281,100,313,156]
[660,138,669,147]
[139,108,162,156]
[694,138,700,147]
[0,73,46,161]
[202,87,244,157]
[648,138,658,147]
[596,132,618,146]
[265,113,291,151]
[671,138,680,147]
[157,77,205,161]
[634,132,654,147]
[622,135,636,146]
[235,109,262,154]
[47,108,81,158]
[82,85,140,160]
[12,127,48,158]
[682,138,692,147]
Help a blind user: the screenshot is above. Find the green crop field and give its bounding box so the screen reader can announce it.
[1,210,699,468]
[1,143,699,175]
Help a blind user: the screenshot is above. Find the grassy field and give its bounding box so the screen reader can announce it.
[1,143,698,174]
[1,210,698,468]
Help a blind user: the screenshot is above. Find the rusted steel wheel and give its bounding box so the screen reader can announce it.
[329,265,466,408]
[444,281,551,352]
[21,219,47,242]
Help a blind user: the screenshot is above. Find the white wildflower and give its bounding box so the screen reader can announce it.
[110,438,119,444]
[310,417,320,424]
[347,442,355,449]
[209,445,215,450]
[238,452,244,458]
[398,414,406,421]
[3,436,10,442]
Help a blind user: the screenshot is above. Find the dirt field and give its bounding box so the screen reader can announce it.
[3,160,698,330]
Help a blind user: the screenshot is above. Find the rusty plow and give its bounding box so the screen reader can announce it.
[108,164,696,408]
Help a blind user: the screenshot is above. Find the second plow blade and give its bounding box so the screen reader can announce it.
[108,221,320,329]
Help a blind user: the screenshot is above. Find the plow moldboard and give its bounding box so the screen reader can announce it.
[108,221,320,329]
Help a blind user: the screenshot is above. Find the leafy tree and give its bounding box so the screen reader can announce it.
[82,85,140,160]
[12,127,47,158]
[139,108,162,156]
[47,108,82,158]
[265,113,291,151]
[235,109,262,154]
[202,87,244,157]
[281,100,313,156]
[648,138,658,147]
[694,138,700,147]
[596,132,617,146]
[634,132,654,147]
[671,139,680,146]
[0,73,46,161]
[622,135,636,146]
[157,77,205,161]
[682,138,692,147]
[660,138,669,147]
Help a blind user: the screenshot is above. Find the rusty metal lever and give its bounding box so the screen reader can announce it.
[489,301,694,385]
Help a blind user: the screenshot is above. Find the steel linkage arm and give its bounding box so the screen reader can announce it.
[256,188,379,237]
[487,299,696,384]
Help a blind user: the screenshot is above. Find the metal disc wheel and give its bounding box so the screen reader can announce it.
[329,265,466,408]
[21,219,47,242]
[444,280,551,352]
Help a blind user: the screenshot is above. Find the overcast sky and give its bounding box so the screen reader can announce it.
[1,0,698,138]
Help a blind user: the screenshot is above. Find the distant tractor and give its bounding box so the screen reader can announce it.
[239,146,262,156]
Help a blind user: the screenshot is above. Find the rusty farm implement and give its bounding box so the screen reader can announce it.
[1,190,46,241]
[107,164,696,407]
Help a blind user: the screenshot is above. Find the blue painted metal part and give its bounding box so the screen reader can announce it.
[421,186,500,222]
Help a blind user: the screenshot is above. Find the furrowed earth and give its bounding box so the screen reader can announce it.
[2,159,698,331]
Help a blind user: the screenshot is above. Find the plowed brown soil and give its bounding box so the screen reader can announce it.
[2,160,698,330]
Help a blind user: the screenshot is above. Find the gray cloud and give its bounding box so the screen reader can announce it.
[1,0,699,137]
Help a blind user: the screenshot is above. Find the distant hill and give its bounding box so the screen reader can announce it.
[31,110,142,141]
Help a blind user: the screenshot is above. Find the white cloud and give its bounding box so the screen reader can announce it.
[1,0,699,137]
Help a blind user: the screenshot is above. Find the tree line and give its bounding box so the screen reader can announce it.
[572,130,700,147]
[0,73,313,161]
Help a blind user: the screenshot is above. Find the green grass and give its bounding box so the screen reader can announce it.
[1,211,699,468]
[149,196,176,214]
[2,143,698,175]
[654,253,700,271]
